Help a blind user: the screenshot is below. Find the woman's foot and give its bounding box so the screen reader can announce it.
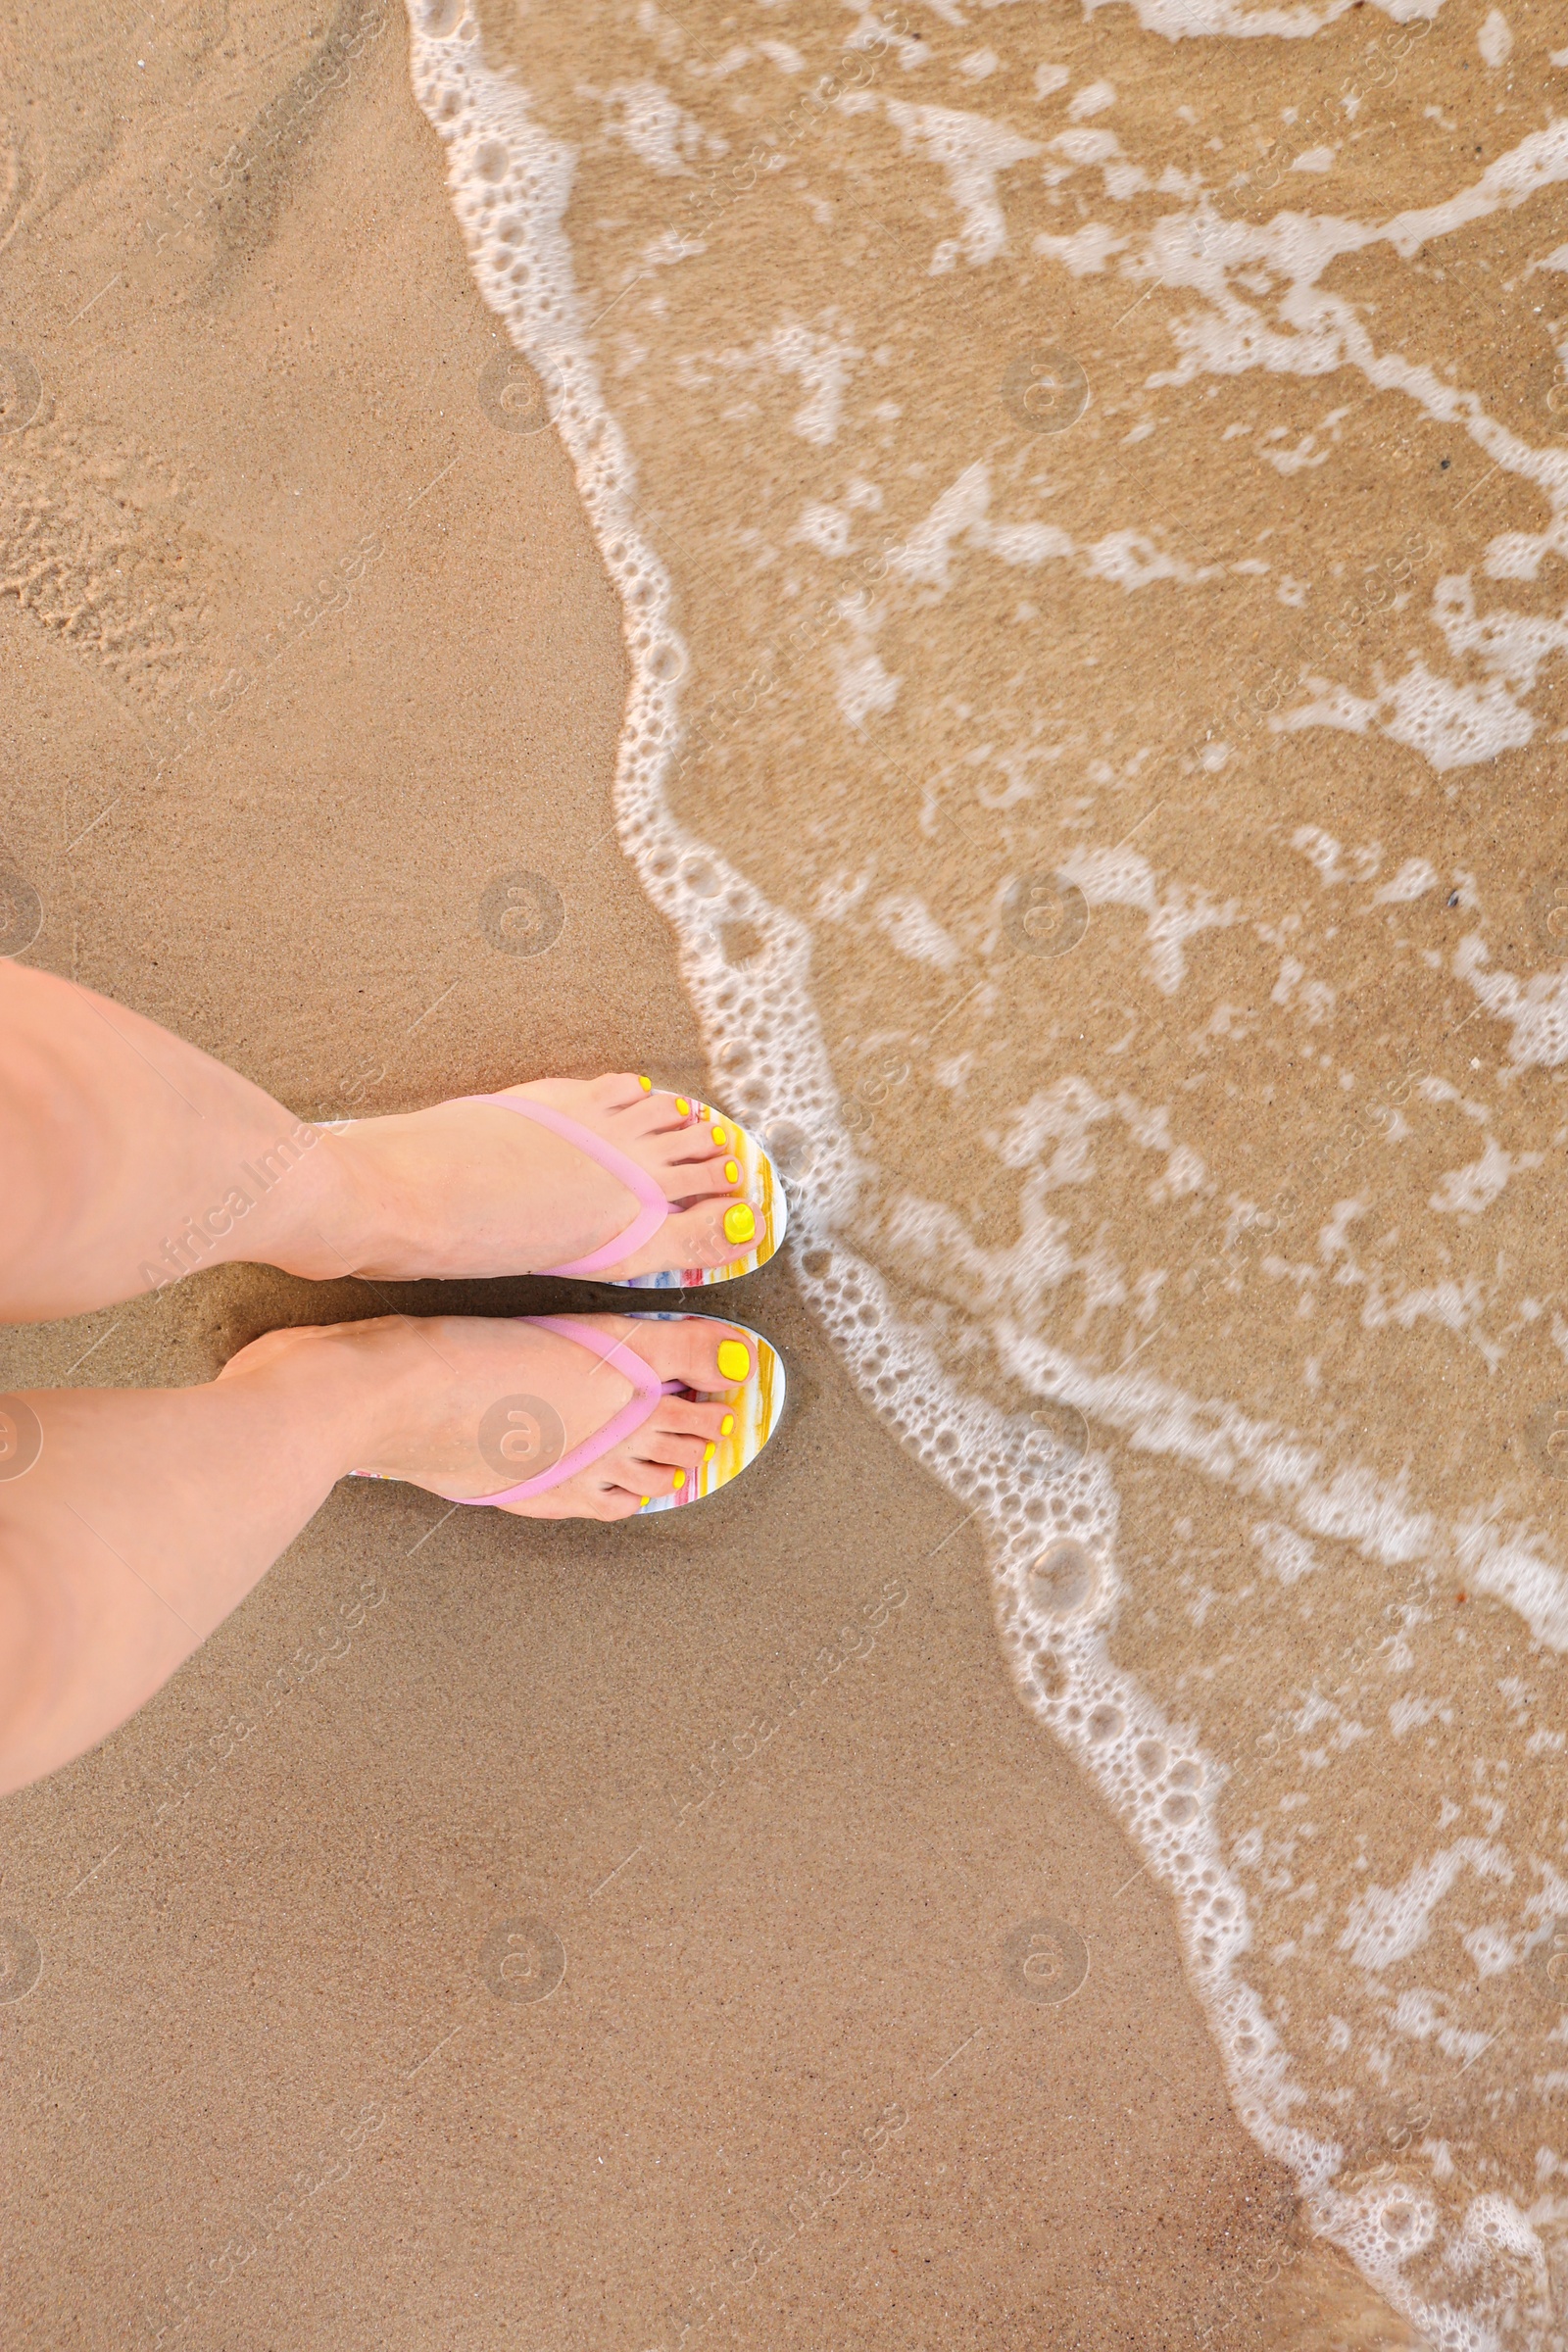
[302,1076,761,1283]
[219,1309,759,1520]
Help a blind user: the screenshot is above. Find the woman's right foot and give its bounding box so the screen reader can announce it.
[219,1310,760,1521]
[302,1075,767,1284]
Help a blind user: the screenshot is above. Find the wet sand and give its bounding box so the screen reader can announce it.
[0,4,1427,2347]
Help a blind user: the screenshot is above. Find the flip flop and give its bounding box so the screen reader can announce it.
[454,1084,787,1289]
[353,1313,785,1516]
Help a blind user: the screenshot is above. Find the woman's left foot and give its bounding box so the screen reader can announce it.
[302,1075,767,1283]
[220,1309,765,1519]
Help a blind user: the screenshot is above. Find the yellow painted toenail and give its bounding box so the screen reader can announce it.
[720,1413,735,1437]
[716,1339,751,1382]
[638,1075,652,1092]
[722,1203,757,1247]
[723,1158,740,1185]
[675,1096,691,1115]
[640,1495,650,1507]
[704,1443,716,1463]
[672,1469,686,1489]
[710,1123,728,1148]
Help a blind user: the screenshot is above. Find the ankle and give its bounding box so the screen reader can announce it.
[258,1126,399,1282]
[219,1320,404,1476]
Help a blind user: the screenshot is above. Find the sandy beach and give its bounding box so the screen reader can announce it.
[0,9,1336,2344]
[4,0,1560,2343]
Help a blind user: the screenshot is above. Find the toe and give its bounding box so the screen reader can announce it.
[591,1072,654,1112]
[602,1197,760,1280]
[590,1481,646,1521]
[646,1396,731,1445]
[656,1198,762,1269]
[614,1312,758,1397]
[616,1458,688,1504]
[650,1119,726,1168]
[657,1145,747,1203]
[602,1095,699,1153]
[631,1421,709,1474]
[507,1474,643,1523]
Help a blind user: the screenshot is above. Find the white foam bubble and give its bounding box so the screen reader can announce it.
[883,100,1042,271]
[1252,1519,1323,1582]
[590,79,709,176]
[1428,1135,1541,1216]
[1085,0,1415,39]
[1278,657,1540,773]
[1454,937,1568,1076]
[1477,8,1514,67]
[1340,1840,1513,1972]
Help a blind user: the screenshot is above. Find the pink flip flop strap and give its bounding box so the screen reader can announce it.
[457,1094,669,1277]
[457,1315,685,1507]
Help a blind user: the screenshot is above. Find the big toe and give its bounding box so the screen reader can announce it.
[614,1198,762,1281]
[619,1313,759,1396]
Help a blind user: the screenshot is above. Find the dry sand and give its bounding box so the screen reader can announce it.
[0,4,1421,2347]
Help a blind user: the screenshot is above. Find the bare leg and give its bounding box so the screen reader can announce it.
[0,961,368,1320]
[0,962,760,1321]
[0,1312,751,1796]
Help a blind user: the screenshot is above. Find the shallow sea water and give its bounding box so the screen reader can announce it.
[405,3,1568,2342]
